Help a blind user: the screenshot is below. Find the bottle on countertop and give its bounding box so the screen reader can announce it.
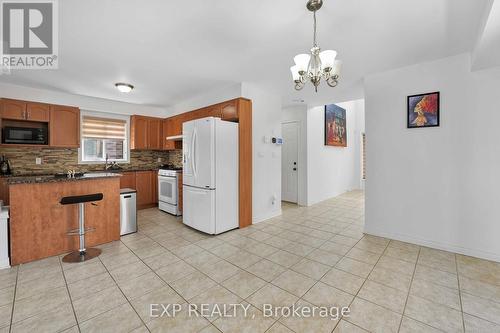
[0,156,11,175]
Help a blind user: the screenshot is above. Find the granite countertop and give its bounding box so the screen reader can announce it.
[1,167,160,180]
[6,172,122,185]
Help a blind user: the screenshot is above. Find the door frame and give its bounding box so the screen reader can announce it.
[281,120,300,204]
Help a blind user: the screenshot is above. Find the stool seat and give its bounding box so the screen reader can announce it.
[60,193,103,205]
[61,192,104,263]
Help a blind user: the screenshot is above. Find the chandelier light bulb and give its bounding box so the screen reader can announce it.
[290,65,301,81]
[319,50,337,69]
[293,54,310,73]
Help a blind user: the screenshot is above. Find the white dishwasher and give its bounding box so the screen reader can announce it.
[120,188,137,236]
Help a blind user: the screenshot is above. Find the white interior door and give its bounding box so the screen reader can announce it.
[282,121,299,203]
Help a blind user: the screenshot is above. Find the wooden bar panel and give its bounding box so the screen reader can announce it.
[9,177,120,265]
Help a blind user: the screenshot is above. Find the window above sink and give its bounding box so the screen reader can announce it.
[78,111,130,164]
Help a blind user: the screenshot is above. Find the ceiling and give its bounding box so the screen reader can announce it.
[0,0,491,109]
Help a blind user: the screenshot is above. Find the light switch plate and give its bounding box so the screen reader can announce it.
[35,157,42,165]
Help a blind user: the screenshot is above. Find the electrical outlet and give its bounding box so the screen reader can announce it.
[35,157,42,165]
[157,157,162,163]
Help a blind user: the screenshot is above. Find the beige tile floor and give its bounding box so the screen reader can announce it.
[1,190,500,332]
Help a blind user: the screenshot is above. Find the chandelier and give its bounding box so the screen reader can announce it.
[290,0,342,92]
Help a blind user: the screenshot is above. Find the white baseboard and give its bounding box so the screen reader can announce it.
[253,209,282,224]
[364,226,500,263]
[0,258,10,270]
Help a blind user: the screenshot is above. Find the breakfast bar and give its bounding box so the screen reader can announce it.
[7,173,121,265]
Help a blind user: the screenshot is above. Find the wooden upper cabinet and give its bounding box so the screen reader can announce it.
[171,115,184,136]
[162,119,175,150]
[207,105,222,118]
[148,118,162,150]
[131,115,163,150]
[0,99,27,120]
[130,116,148,150]
[191,107,211,120]
[49,105,80,148]
[221,100,238,121]
[26,102,50,122]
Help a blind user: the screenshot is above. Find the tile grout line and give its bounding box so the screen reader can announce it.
[396,246,421,332]
[97,246,158,333]
[136,206,361,332]
[340,236,392,331]
[7,266,19,333]
[58,258,82,333]
[455,254,466,332]
[251,203,367,332]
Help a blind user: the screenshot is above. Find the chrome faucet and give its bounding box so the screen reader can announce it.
[105,154,110,170]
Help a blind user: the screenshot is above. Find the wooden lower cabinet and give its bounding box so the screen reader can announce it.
[0,178,9,205]
[9,177,120,265]
[119,172,136,189]
[134,170,158,209]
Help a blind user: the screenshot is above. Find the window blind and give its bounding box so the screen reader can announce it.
[82,116,126,140]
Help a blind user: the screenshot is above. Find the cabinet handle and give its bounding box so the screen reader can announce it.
[23,110,27,119]
[27,111,31,119]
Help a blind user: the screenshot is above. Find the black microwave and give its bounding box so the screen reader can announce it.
[2,127,48,145]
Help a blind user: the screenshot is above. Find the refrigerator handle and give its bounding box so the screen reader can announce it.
[191,129,197,177]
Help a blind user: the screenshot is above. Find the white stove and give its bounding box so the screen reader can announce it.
[158,166,182,216]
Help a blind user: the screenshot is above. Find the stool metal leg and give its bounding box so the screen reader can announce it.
[62,202,102,263]
[78,203,85,254]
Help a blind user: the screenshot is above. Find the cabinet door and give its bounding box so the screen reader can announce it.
[120,172,136,189]
[207,105,222,118]
[151,170,158,204]
[148,118,162,150]
[178,174,183,213]
[171,115,183,136]
[192,107,211,119]
[26,102,50,122]
[49,105,80,147]
[131,116,148,150]
[221,100,238,121]
[0,178,9,206]
[162,119,175,150]
[0,99,26,120]
[135,171,153,207]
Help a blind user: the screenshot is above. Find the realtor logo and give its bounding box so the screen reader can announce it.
[1,0,58,69]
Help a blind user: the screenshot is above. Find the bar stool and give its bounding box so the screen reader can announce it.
[60,193,104,263]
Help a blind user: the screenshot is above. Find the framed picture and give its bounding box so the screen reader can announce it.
[325,104,347,147]
[407,92,440,128]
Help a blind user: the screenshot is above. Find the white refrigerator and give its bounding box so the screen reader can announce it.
[182,117,239,234]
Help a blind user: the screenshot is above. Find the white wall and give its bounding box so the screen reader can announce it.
[0,82,166,117]
[281,105,308,206]
[306,99,365,206]
[365,53,500,262]
[241,82,283,223]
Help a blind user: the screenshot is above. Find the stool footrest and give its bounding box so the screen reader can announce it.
[67,227,96,236]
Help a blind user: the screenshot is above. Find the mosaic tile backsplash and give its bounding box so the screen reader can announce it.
[0,147,183,176]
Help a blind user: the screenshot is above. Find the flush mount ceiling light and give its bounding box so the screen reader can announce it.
[115,82,134,93]
[290,0,342,92]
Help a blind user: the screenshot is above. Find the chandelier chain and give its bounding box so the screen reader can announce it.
[313,10,317,47]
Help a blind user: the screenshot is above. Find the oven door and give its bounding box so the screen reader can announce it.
[158,175,178,205]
